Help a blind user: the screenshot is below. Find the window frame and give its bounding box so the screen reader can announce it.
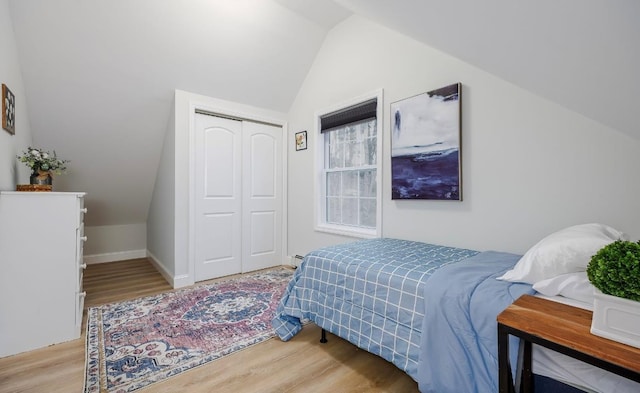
[314,89,383,238]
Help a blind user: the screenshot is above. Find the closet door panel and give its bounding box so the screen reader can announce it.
[250,211,276,255]
[204,129,235,197]
[242,121,283,272]
[194,114,242,281]
[202,212,236,261]
[250,133,276,197]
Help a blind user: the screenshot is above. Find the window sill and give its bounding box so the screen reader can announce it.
[314,223,378,239]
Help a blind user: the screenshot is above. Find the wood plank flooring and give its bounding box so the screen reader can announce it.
[0,259,418,393]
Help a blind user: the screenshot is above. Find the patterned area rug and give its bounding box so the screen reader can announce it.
[83,268,293,393]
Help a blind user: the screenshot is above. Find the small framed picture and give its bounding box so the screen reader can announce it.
[2,84,15,135]
[295,130,307,151]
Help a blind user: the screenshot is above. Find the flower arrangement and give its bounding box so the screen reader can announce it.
[17,147,70,175]
[587,240,640,301]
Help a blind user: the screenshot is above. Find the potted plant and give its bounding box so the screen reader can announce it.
[17,147,69,185]
[587,240,640,348]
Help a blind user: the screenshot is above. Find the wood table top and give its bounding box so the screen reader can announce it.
[497,294,640,374]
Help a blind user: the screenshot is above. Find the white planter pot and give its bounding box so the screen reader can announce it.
[591,288,640,349]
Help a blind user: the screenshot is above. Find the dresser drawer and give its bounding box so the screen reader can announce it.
[77,222,86,265]
[77,196,86,228]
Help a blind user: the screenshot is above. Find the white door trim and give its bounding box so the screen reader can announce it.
[187,97,288,284]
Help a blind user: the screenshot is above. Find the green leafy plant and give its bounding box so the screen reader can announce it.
[17,147,69,175]
[587,240,640,301]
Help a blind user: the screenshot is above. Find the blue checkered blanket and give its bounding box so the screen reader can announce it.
[271,238,479,379]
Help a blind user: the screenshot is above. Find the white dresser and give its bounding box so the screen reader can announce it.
[0,191,87,357]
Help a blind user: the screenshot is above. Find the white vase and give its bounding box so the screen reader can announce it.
[591,288,640,349]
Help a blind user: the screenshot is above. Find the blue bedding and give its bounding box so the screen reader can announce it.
[272,238,478,379]
[417,251,534,393]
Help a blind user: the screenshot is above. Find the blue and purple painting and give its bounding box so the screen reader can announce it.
[391,83,461,200]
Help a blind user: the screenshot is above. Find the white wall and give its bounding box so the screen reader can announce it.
[148,89,287,288]
[84,224,147,264]
[0,0,32,189]
[287,16,640,257]
[2,3,146,265]
[146,99,176,283]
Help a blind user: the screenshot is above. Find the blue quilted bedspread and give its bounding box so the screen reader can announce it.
[417,251,534,393]
[271,238,478,379]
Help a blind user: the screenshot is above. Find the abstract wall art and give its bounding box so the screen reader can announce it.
[391,83,461,200]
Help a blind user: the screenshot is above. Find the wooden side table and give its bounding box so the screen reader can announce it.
[497,294,640,393]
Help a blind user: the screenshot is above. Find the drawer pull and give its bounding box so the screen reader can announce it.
[80,236,88,242]
[79,291,87,298]
[81,208,88,213]
[80,263,87,269]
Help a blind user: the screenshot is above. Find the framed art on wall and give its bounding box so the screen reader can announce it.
[391,82,462,200]
[295,130,307,151]
[2,84,15,135]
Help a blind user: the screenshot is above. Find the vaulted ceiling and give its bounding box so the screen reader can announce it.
[338,0,640,139]
[8,0,639,227]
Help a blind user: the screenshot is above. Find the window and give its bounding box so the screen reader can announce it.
[315,91,382,237]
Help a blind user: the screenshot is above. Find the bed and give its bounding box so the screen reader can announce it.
[272,227,640,393]
[273,238,479,377]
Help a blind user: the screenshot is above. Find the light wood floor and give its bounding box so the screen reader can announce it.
[0,259,419,393]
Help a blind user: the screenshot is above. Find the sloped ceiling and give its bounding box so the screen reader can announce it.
[8,0,347,226]
[8,0,639,227]
[335,0,640,139]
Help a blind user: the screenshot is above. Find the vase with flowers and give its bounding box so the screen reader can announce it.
[17,147,70,186]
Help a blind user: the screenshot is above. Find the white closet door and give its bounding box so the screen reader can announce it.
[194,113,284,281]
[194,114,243,281]
[242,121,283,272]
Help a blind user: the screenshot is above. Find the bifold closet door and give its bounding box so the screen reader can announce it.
[194,113,283,282]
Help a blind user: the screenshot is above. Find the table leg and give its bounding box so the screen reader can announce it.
[498,323,515,393]
[520,340,533,393]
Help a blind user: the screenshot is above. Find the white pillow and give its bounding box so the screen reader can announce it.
[497,223,628,284]
[533,272,595,304]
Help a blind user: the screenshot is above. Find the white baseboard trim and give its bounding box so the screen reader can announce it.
[84,249,147,265]
[172,274,192,289]
[146,250,193,289]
